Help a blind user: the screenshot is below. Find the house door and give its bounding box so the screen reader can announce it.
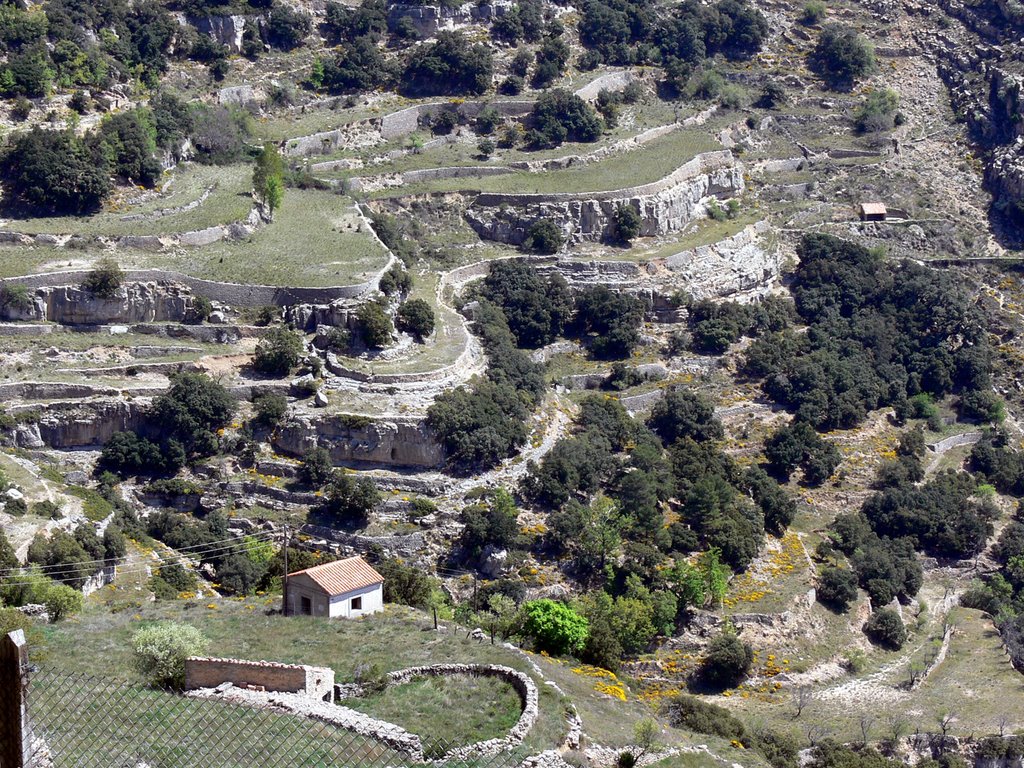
[301,596,312,615]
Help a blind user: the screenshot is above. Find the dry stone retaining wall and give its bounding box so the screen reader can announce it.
[467,151,743,244]
[3,264,390,307]
[0,206,263,251]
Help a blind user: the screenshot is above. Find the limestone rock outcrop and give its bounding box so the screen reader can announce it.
[273,415,443,468]
[465,151,743,245]
[13,400,149,449]
[2,282,201,325]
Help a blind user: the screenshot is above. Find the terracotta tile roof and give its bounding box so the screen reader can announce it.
[288,556,383,595]
[859,202,887,216]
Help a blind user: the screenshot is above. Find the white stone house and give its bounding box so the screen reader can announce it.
[285,556,384,619]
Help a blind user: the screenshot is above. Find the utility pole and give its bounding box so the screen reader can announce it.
[282,524,289,617]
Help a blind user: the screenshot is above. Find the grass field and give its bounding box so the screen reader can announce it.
[3,165,254,238]
[345,673,522,754]
[368,127,723,199]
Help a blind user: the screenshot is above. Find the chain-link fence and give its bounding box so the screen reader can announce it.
[12,666,535,768]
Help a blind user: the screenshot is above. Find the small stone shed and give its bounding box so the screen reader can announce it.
[285,556,384,619]
[859,202,887,221]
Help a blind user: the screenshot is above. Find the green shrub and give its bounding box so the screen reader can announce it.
[396,298,436,341]
[82,258,125,299]
[357,301,394,349]
[665,694,745,739]
[863,607,906,649]
[32,500,63,519]
[131,621,209,688]
[702,631,753,688]
[253,327,304,376]
[801,1,826,24]
[43,583,82,621]
[299,446,335,488]
[252,391,288,427]
[854,88,899,133]
[523,219,564,255]
[817,566,858,611]
[808,24,875,89]
[611,203,642,244]
[522,599,589,655]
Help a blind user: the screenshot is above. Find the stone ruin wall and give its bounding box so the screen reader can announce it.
[185,657,335,702]
[465,150,744,245]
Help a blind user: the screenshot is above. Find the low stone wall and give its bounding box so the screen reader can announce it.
[0,206,263,251]
[927,431,983,453]
[383,664,539,764]
[467,151,743,245]
[185,657,335,702]
[188,662,538,764]
[3,266,388,308]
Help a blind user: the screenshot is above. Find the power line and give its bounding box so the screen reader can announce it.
[0,531,278,578]
[0,536,280,587]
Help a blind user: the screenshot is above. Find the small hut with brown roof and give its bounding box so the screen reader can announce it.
[858,202,887,222]
[285,556,384,618]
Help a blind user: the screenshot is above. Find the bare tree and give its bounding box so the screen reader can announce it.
[907,661,925,688]
[937,711,958,754]
[859,715,876,747]
[805,724,830,746]
[792,685,814,719]
[997,714,1011,738]
[885,713,908,753]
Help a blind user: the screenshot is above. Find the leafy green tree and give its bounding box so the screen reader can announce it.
[320,472,381,524]
[2,128,110,214]
[817,566,858,611]
[522,599,589,655]
[267,4,311,50]
[0,529,18,576]
[481,260,573,348]
[252,391,288,427]
[460,489,522,560]
[523,219,564,254]
[81,257,125,299]
[808,23,875,89]
[96,108,160,186]
[573,285,646,359]
[611,203,643,244]
[527,88,602,148]
[401,31,493,96]
[253,144,285,215]
[378,558,437,608]
[649,387,723,444]
[253,326,303,376]
[765,421,840,485]
[131,622,209,688]
[863,607,906,649]
[357,301,394,349]
[151,372,236,460]
[44,583,83,620]
[396,298,436,341]
[299,446,335,487]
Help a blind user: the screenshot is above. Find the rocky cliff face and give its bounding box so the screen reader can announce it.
[13,400,149,449]
[1,282,200,325]
[465,154,744,245]
[273,415,444,468]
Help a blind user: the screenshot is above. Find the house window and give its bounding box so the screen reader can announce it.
[351,596,362,611]
[300,596,312,615]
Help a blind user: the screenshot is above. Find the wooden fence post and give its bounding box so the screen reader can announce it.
[1,629,31,768]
